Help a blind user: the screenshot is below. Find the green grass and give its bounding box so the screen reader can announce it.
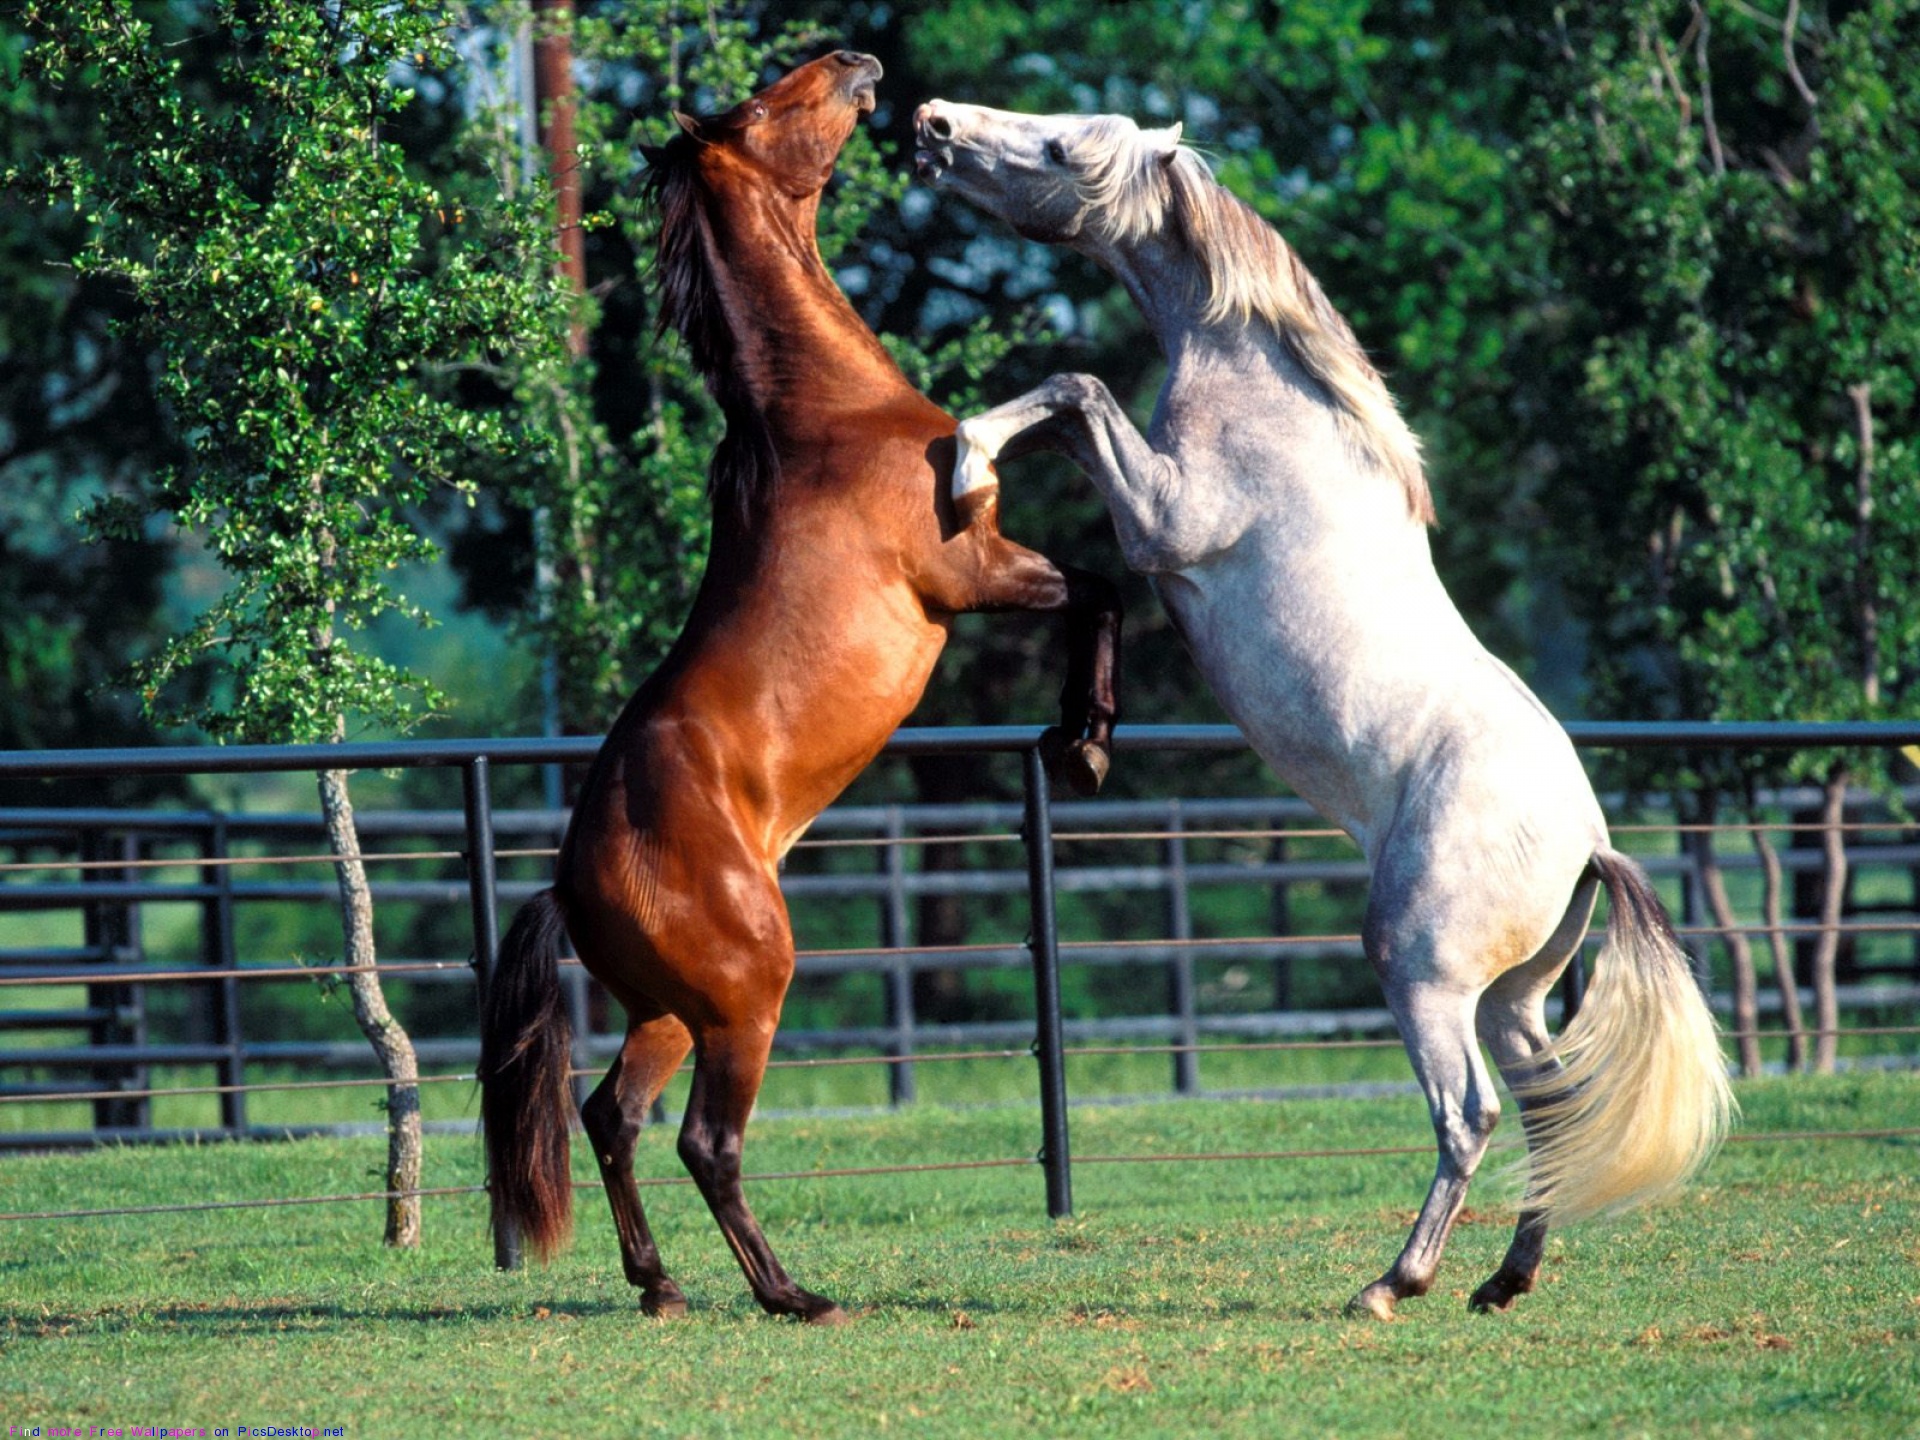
[2,1074,1916,1438]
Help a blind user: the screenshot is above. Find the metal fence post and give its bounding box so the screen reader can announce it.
[204,816,246,1137]
[880,806,916,1106]
[461,755,518,1271]
[82,828,145,1132]
[1165,802,1199,1095]
[1269,825,1294,1011]
[1022,747,1072,1219]
[1679,834,1714,993]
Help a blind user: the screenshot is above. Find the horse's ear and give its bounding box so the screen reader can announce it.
[672,110,706,143]
[1151,121,1183,163]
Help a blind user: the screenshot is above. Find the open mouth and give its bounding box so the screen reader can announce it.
[913,146,949,183]
[851,77,878,115]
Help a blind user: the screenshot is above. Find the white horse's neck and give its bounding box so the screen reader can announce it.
[1082,224,1423,543]
[1074,221,1511,846]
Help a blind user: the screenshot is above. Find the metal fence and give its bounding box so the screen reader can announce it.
[5,721,1920,1226]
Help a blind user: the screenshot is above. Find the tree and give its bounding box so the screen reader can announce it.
[23,0,567,1238]
[0,8,194,792]
[1522,0,1920,1072]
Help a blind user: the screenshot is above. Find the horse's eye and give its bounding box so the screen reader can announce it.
[1045,139,1068,165]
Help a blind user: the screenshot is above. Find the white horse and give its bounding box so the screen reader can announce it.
[913,101,1733,1319]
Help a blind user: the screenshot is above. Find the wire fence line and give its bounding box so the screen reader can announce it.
[9,1025,1919,1112]
[7,1123,1917,1227]
[5,722,1920,1225]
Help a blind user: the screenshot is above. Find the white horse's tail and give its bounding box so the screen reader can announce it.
[1519,848,1735,1225]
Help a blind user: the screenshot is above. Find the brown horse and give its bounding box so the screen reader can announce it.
[478,52,1121,1325]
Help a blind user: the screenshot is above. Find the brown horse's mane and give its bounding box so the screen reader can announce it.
[642,132,780,525]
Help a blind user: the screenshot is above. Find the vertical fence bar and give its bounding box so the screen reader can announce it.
[1164,802,1199,1095]
[1679,838,1713,993]
[464,757,503,989]
[461,755,518,1271]
[880,806,916,1106]
[205,816,246,1137]
[82,828,143,1131]
[116,831,149,1132]
[1269,821,1293,1011]
[1022,747,1072,1219]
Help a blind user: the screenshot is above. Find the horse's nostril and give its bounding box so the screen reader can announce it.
[927,114,952,140]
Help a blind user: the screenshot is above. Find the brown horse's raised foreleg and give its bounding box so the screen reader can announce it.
[580,1010,694,1317]
[924,500,1122,795]
[1039,563,1122,794]
[678,1019,847,1325]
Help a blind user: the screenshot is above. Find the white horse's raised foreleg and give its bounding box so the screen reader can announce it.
[957,373,1242,574]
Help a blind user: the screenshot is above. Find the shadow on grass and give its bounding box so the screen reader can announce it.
[8,1295,651,1338]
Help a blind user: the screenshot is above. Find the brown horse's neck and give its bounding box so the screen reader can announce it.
[694,180,915,421]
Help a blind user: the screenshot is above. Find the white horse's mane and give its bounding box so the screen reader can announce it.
[1072,118,1433,525]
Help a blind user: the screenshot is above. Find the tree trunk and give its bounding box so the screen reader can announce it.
[1811,769,1848,1074]
[1689,809,1761,1078]
[1752,828,1808,1071]
[317,766,423,1247]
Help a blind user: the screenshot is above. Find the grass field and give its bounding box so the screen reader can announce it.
[1,1073,1916,1438]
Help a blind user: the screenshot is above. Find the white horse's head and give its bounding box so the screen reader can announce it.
[912,101,1182,247]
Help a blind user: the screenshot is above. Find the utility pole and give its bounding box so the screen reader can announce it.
[533,0,587,357]
[510,0,584,810]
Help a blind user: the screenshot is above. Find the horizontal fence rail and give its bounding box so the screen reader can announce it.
[5,721,1920,1235]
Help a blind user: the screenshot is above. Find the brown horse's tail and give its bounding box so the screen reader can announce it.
[1519,848,1735,1224]
[478,887,575,1261]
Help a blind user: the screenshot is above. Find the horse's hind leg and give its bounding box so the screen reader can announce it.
[1468,875,1599,1313]
[678,1019,847,1325]
[1350,981,1501,1321]
[581,1009,694,1317]
[1465,1002,1554,1315]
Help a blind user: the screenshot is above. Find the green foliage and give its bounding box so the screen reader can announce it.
[1524,0,1920,787]
[22,0,561,744]
[0,6,190,772]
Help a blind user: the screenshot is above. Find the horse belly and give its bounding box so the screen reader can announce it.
[1152,567,1384,836]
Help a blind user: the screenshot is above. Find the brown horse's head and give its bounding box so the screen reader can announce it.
[668,50,881,198]
[641,52,884,524]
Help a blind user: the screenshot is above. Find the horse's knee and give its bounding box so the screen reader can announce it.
[1048,371,1109,410]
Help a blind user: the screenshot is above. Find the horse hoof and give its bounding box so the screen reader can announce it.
[1346,1284,1398,1322]
[1063,739,1110,796]
[1039,727,1109,797]
[642,1286,688,1319]
[1468,1274,1529,1314]
[788,1294,848,1326]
